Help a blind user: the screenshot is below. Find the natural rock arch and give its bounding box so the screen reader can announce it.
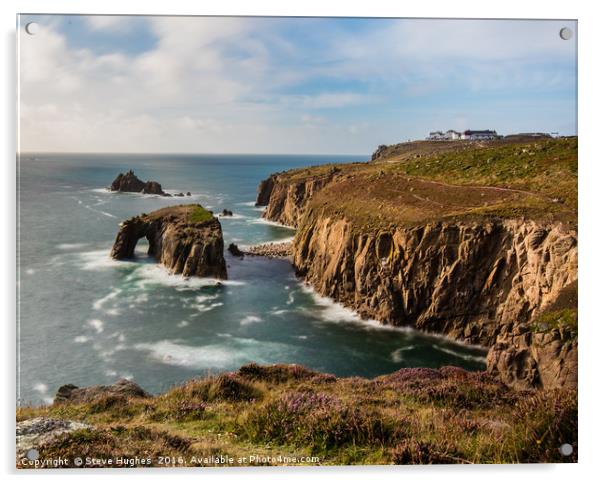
[110,205,227,279]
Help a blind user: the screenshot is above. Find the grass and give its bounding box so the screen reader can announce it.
[268,138,577,231]
[188,205,214,224]
[17,363,577,467]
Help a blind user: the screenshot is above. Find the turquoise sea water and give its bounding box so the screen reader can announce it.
[17,153,486,405]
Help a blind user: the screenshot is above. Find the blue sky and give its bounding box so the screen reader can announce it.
[18,15,577,154]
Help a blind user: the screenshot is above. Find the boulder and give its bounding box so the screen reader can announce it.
[228,243,244,257]
[54,379,151,404]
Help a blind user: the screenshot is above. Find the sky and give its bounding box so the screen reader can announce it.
[18,15,577,154]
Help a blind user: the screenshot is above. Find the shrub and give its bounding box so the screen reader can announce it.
[241,390,398,452]
[168,373,263,403]
[237,363,318,383]
[510,389,577,462]
[390,439,465,464]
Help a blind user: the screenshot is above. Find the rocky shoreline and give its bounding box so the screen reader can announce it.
[245,241,293,259]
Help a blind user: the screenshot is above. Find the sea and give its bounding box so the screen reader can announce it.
[17,153,487,405]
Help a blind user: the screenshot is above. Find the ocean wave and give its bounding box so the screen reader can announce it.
[217,213,249,220]
[88,319,105,334]
[92,287,122,311]
[83,204,116,218]
[79,250,135,271]
[240,315,263,325]
[33,382,53,405]
[300,283,488,356]
[132,340,258,369]
[129,264,244,290]
[433,345,487,363]
[247,217,296,229]
[57,242,88,250]
[390,345,416,363]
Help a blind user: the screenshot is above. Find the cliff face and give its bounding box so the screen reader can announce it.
[111,205,227,279]
[256,162,578,389]
[255,170,339,227]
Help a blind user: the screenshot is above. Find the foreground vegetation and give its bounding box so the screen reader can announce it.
[17,364,577,467]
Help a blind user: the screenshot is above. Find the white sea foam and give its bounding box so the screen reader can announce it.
[133,338,291,370]
[240,315,263,326]
[33,383,48,394]
[79,249,134,271]
[93,288,122,311]
[218,213,248,220]
[130,264,244,290]
[390,345,416,363]
[83,204,116,218]
[74,335,91,343]
[33,383,53,405]
[25,268,35,275]
[57,243,88,250]
[433,345,487,363]
[177,320,190,328]
[133,340,248,369]
[192,302,224,313]
[248,217,295,229]
[302,283,488,356]
[88,319,105,334]
[271,309,290,316]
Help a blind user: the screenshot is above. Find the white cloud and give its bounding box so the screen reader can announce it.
[17,17,576,154]
[86,15,131,32]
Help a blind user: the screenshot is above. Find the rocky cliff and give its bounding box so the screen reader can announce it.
[255,167,341,227]
[111,204,227,279]
[255,138,578,389]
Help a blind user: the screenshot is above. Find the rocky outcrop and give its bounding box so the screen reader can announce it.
[110,170,169,196]
[255,170,339,227]
[54,379,151,404]
[17,418,93,458]
[110,204,227,279]
[259,174,578,390]
[228,243,244,257]
[487,324,577,390]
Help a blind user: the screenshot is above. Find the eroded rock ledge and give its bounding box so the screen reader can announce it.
[111,204,227,279]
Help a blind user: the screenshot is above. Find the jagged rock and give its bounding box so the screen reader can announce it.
[174,192,185,197]
[54,379,151,404]
[186,192,192,196]
[16,418,93,458]
[110,170,168,196]
[255,175,277,206]
[111,204,227,279]
[487,324,577,390]
[228,243,244,257]
[221,209,233,217]
[371,144,389,161]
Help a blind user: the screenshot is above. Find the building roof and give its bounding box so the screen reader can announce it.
[463,130,497,135]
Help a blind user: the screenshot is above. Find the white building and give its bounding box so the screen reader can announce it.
[444,130,461,140]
